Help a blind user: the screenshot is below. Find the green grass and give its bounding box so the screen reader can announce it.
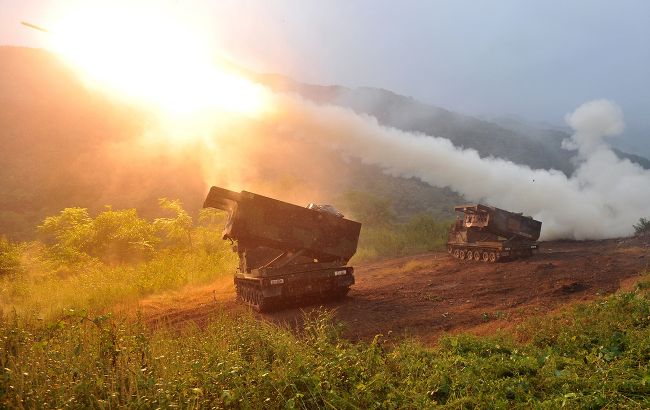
[352,215,451,264]
[0,248,236,321]
[3,205,650,408]
[3,278,650,408]
[0,204,238,321]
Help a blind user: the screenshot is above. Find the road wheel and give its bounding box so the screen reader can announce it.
[467,250,473,261]
[330,287,350,300]
[482,252,489,262]
[489,252,497,263]
[459,250,466,260]
[251,288,269,312]
[454,249,460,258]
[473,251,481,261]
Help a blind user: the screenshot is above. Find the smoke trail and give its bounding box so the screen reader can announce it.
[255,95,649,240]
[36,2,646,241]
[110,81,646,241]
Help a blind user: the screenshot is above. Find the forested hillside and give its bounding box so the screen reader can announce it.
[0,47,459,239]
[257,73,650,174]
[0,48,211,238]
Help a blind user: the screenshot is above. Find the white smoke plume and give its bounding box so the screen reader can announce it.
[126,84,646,241]
[562,99,625,156]
[259,96,649,240]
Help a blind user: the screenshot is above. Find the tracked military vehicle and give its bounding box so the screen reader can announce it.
[203,186,361,312]
[447,204,542,262]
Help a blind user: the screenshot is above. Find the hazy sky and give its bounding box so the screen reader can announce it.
[2,0,649,154]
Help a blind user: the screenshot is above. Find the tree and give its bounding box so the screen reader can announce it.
[153,198,193,249]
[634,217,650,235]
[38,207,158,265]
[92,207,158,262]
[0,236,22,276]
[38,207,94,264]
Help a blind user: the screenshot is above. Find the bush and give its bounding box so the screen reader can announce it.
[38,206,158,265]
[340,191,452,263]
[1,242,236,322]
[37,207,95,264]
[340,190,396,225]
[195,208,230,253]
[1,201,238,319]
[154,198,193,249]
[91,207,158,263]
[0,236,23,276]
[634,217,650,235]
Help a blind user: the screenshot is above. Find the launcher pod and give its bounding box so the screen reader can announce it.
[203,186,361,311]
[447,204,542,262]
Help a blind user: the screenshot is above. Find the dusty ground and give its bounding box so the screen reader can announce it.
[139,238,650,344]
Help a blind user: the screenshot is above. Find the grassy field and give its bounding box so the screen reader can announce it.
[2,204,650,408]
[2,278,650,408]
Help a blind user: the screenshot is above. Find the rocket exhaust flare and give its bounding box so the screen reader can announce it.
[20,21,49,33]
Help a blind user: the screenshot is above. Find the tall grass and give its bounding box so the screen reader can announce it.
[2,279,650,408]
[0,248,236,320]
[0,204,238,320]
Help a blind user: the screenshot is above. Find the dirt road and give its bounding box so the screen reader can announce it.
[140,238,649,344]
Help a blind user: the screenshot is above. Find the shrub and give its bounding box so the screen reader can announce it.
[342,192,451,263]
[2,202,238,319]
[634,217,650,235]
[0,236,23,276]
[154,198,193,249]
[38,207,158,265]
[195,208,230,253]
[340,190,396,225]
[354,214,451,263]
[91,207,158,263]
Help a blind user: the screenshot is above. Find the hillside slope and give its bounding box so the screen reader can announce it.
[0,47,460,239]
[2,47,648,239]
[0,47,215,238]
[256,73,650,174]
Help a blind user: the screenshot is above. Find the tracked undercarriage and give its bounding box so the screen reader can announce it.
[203,186,361,312]
[447,204,542,263]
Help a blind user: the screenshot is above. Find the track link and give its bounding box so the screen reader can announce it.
[235,279,351,312]
[447,245,534,262]
[235,281,274,312]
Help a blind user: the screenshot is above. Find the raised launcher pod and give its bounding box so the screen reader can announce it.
[447,204,542,263]
[203,186,362,311]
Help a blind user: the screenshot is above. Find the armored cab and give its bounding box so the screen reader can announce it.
[447,204,542,262]
[203,186,361,311]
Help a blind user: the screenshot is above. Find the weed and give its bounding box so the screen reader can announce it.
[399,259,430,273]
[2,287,650,408]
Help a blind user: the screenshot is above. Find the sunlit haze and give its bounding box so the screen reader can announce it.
[4,1,649,155]
[2,2,650,405]
[42,2,270,117]
[1,0,650,241]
